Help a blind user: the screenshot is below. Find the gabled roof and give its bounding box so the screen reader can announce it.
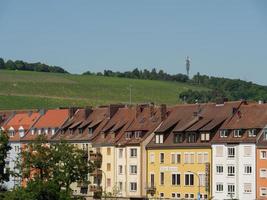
[21,109,70,141]
[3,112,41,142]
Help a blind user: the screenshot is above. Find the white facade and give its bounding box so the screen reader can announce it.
[5,142,21,190]
[212,143,256,200]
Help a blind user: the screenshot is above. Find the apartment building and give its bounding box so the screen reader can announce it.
[146,101,242,200]
[211,102,266,200]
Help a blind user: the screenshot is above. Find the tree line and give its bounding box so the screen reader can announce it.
[0,58,68,73]
[83,68,189,82]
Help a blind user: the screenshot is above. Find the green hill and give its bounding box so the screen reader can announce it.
[0,70,208,109]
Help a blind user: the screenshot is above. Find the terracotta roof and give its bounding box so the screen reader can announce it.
[147,101,243,149]
[116,105,167,146]
[3,112,41,142]
[92,106,135,146]
[21,109,70,141]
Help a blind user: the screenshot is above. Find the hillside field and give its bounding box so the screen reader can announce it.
[0,70,208,109]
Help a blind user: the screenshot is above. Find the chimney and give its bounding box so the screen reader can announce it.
[108,104,124,119]
[39,109,46,116]
[160,104,167,121]
[232,107,238,115]
[84,107,93,119]
[68,107,77,118]
[28,111,33,117]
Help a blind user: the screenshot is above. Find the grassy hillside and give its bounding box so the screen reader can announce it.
[0,70,208,109]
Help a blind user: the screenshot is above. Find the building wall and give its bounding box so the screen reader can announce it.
[115,146,127,197]
[257,148,267,200]
[98,146,116,194]
[4,142,21,190]
[212,144,256,200]
[147,148,211,199]
[125,146,142,198]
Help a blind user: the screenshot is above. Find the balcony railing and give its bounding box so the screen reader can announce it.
[89,184,102,192]
[90,169,102,177]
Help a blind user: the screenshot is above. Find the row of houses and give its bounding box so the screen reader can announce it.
[1,101,267,200]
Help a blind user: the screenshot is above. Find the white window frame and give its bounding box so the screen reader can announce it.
[171,172,181,186]
[129,165,137,175]
[234,129,242,137]
[244,183,252,193]
[216,183,223,193]
[130,148,137,158]
[130,182,137,192]
[216,165,223,174]
[260,187,267,197]
[260,150,267,160]
[184,173,194,186]
[248,129,256,137]
[220,130,228,138]
[150,153,155,164]
[227,165,235,177]
[244,165,252,175]
[227,184,235,196]
[227,147,235,158]
[159,153,164,164]
[260,168,267,178]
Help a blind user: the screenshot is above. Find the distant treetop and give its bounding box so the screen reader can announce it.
[0,58,68,74]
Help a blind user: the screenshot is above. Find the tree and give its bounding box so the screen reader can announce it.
[0,58,5,69]
[0,131,12,189]
[15,135,94,196]
[5,60,16,70]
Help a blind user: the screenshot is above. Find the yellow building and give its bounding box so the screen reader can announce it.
[146,102,241,199]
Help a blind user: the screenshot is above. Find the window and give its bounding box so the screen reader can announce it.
[119,182,123,191]
[130,182,137,191]
[171,173,180,185]
[220,130,228,138]
[190,194,194,199]
[107,163,111,171]
[216,183,223,192]
[185,173,194,186]
[228,147,235,158]
[160,172,164,185]
[185,194,189,198]
[88,127,93,135]
[171,193,175,198]
[118,148,123,158]
[80,187,88,194]
[160,153,164,164]
[8,129,15,137]
[135,131,142,138]
[260,151,267,159]
[126,131,133,139]
[130,165,137,174]
[184,153,194,164]
[216,146,223,157]
[244,165,252,174]
[244,146,252,156]
[197,152,208,164]
[227,184,235,196]
[248,129,256,137]
[244,183,252,193]
[150,173,155,187]
[228,166,235,177]
[160,193,164,198]
[260,187,267,197]
[155,134,164,144]
[130,148,137,157]
[234,129,242,137]
[201,133,210,142]
[174,133,183,143]
[150,153,155,163]
[107,148,111,155]
[171,153,181,164]
[216,165,223,174]
[199,173,206,186]
[119,165,123,174]
[187,133,196,143]
[264,129,267,140]
[260,168,267,178]
[107,178,111,187]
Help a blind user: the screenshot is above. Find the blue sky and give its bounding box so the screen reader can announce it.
[0,0,267,84]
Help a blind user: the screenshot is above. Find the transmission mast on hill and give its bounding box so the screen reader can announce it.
[185,56,191,77]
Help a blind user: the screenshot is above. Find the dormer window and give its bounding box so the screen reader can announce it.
[8,128,15,137]
[44,128,48,135]
[220,130,228,138]
[174,133,183,143]
[126,132,133,139]
[51,128,55,136]
[38,129,41,135]
[79,128,83,134]
[18,127,24,138]
[88,127,93,135]
[264,129,267,141]
[234,129,242,138]
[134,131,142,139]
[187,133,196,143]
[248,129,256,137]
[155,134,164,144]
[201,132,210,142]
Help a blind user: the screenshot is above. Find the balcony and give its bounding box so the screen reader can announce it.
[90,169,102,177]
[146,186,156,196]
[89,184,102,192]
[89,152,102,162]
